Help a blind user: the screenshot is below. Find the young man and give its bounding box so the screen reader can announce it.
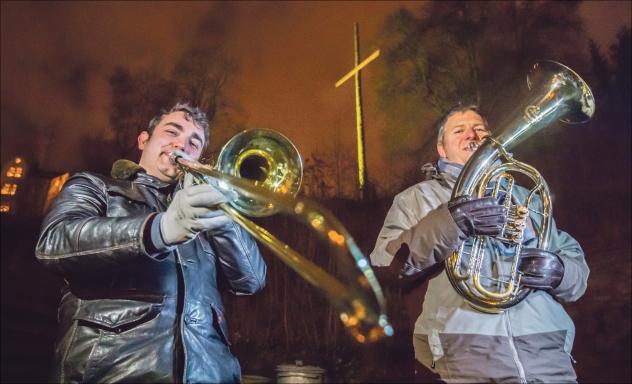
[371,104,589,383]
[36,102,266,383]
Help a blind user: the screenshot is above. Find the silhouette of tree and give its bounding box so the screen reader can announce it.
[108,47,241,161]
[302,154,333,199]
[172,46,238,125]
[375,1,590,192]
[301,146,359,200]
[108,68,177,160]
[610,28,631,121]
[589,40,611,101]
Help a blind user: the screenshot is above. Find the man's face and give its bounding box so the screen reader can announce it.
[437,110,490,165]
[137,111,205,183]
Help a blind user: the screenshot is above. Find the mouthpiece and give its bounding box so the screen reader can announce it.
[169,150,193,165]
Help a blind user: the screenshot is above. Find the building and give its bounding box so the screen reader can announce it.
[0,156,69,219]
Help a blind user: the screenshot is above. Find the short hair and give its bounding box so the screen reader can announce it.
[436,103,488,146]
[147,102,209,146]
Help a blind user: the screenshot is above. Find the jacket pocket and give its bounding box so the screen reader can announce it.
[68,299,166,382]
[211,304,231,346]
[74,299,162,334]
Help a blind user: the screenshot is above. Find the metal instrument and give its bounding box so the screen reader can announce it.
[446,61,595,313]
[171,129,393,342]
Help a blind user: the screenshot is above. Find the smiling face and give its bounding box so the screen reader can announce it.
[437,110,490,165]
[137,111,206,183]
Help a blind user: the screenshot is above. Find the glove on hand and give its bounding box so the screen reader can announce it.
[448,196,506,238]
[160,174,233,245]
[518,248,565,291]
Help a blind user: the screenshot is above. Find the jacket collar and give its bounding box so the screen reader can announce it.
[110,159,175,190]
[437,158,463,179]
[421,159,459,188]
[135,172,174,190]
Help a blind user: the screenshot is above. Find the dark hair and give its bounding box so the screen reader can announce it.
[147,102,209,146]
[436,103,488,145]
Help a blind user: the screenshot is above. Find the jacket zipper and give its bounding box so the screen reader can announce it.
[175,249,189,382]
[505,311,527,383]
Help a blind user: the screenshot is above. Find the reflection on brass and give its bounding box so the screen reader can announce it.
[446,61,595,313]
[171,129,393,342]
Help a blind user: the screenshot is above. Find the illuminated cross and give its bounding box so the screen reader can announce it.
[336,22,380,199]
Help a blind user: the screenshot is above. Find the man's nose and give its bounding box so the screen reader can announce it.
[172,138,185,149]
[464,127,477,140]
[172,139,196,156]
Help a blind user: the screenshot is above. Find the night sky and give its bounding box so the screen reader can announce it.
[1,1,630,189]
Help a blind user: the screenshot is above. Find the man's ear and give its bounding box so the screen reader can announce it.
[137,131,150,150]
[437,143,446,158]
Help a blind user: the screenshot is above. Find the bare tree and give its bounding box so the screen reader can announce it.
[302,154,333,199]
[108,46,241,161]
[108,68,177,159]
[172,46,238,126]
[375,1,591,193]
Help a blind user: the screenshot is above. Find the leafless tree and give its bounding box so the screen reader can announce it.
[375,1,591,193]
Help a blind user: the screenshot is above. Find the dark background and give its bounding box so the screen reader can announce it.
[1,1,630,383]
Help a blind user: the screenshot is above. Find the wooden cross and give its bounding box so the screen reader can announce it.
[335,22,380,199]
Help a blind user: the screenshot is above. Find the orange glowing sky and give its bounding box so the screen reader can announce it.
[1,1,630,191]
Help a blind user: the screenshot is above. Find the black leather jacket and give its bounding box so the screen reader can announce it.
[35,167,266,383]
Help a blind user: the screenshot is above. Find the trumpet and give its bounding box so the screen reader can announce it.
[171,129,393,343]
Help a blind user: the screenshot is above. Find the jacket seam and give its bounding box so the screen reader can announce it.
[83,328,104,381]
[60,297,82,383]
[35,242,139,259]
[228,221,263,289]
[74,218,92,253]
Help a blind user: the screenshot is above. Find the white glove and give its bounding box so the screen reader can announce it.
[160,174,233,245]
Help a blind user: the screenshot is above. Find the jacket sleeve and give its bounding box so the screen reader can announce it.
[205,220,266,295]
[523,190,589,302]
[547,219,589,302]
[370,185,463,272]
[35,173,153,278]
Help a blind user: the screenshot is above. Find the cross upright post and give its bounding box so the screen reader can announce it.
[335,22,380,200]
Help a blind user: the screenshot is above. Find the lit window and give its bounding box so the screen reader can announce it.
[0,205,10,213]
[1,184,17,195]
[6,166,23,178]
[14,157,22,164]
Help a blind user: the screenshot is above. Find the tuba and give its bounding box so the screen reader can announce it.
[171,129,393,342]
[445,61,595,313]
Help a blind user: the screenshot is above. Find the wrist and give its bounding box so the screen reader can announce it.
[159,212,179,246]
[144,213,176,259]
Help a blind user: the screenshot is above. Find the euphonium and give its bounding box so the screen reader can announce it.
[446,61,595,313]
[171,129,393,342]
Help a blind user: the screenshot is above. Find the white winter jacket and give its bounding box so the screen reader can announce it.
[371,163,589,383]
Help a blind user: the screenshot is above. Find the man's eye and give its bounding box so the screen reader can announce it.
[166,130,176,136]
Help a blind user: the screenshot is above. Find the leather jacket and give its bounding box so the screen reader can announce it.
[35,166,266,383]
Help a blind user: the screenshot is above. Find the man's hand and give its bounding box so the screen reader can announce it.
[518,248,565,291]
[160,175,232,245]
[448,196,506,238]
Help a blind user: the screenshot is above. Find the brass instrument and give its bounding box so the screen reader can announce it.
[171,129,393,342]
[446,61,595,313]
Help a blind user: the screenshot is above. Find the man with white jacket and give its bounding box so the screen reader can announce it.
[371,104,588,383]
